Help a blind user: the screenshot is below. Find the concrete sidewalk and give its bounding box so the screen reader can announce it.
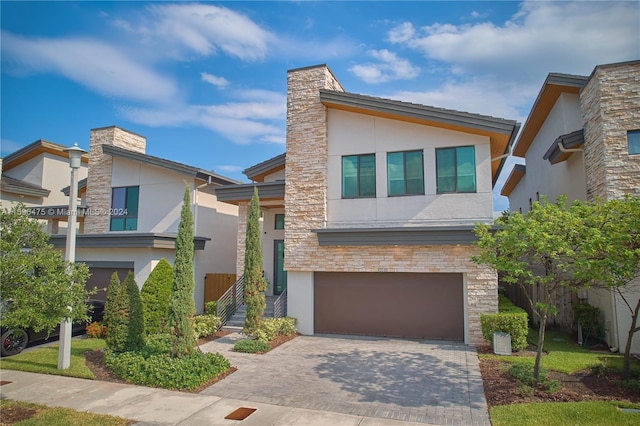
[0,369,431,426]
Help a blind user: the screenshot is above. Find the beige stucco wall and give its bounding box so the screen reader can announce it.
[508,93,586,213]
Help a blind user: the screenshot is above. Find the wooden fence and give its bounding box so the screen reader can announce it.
[204,273,237,304]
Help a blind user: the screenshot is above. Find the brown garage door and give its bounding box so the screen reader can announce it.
[314,272,463,340]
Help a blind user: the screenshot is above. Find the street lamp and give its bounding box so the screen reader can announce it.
[58,142,86,369]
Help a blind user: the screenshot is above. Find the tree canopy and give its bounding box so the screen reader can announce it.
[0,203,91,334]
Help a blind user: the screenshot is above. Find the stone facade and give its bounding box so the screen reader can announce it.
[581,62,640,201]
[235,202,249,277]
[84,126,146,234]
[283,65,497,345]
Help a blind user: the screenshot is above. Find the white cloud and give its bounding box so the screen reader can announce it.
[1,31,177,104]
[350,49,419,84]
[119,89,286,145]
[390,1,639,83]
[201,72,229,89]
[121,4,275,62]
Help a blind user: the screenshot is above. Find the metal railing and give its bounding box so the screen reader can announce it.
[215,275,244,325]
[273,288,287,318]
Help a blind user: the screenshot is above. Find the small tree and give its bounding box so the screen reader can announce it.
[104,272,126,352]
[141,258,173,335]
[167,185,197,357]
[586,196,640,378]
[123,271,145,351]
[243,187,267,334]
[473,197,596,381]
[0,203,91,333]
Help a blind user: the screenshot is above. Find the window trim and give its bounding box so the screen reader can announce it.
[386,149,425,197]
[274,213,285,230]
[628,129,640,155]
[341,153,376,199]
[435,145,477,194]
[110,185,139,231]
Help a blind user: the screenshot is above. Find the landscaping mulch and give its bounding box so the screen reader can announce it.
[477,344,640,407]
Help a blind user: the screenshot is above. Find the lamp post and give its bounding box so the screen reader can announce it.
[58,142,85,369]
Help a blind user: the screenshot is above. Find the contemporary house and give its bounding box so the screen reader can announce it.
[502,60,640,353]
[218,64,520,345]
[1,139,89,234]
[2,126,240,311]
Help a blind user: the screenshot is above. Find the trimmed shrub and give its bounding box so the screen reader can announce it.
[123,272,145,351]
[233,339,270,354]
[85,322,107,338]
[254,317,297,343]
[194,314,222,339]
[104,349,230,391]
[104,272,127,352]
[204,301,217,316]
[141,259,173,335]
[481,295,529,351]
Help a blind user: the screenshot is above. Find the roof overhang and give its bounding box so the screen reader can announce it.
[49,233,210,250]
[215,181,285,206]
[542,129,585,164]
[2,139,89,171]
[62,178,87,196]
[319,89,520,186]
[513,73,588,158]
[500,164,526,197]
[312,225,486,246]
[102,145,239,186]
[243,153,285,182]
[1,176,51,198]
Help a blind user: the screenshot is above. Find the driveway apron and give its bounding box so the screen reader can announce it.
[199,334,490,425]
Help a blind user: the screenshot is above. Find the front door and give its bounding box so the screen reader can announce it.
[274,240,287,295]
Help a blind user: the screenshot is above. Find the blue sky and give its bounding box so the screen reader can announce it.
[2,1,638,212]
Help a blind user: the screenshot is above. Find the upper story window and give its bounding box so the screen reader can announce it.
[110,186,139,231]
[436,146,476,193]
[275,213,285,229]
[342,154,376,198]
[387,150,424,196]
[628,130,640,155]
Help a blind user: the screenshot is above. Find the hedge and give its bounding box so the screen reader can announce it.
[480,294,529,351]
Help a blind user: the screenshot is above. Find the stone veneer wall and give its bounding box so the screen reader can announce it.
[84,126,146,234]
[235,202,249,277]
[284,65,497,344]
[581,62,640,201]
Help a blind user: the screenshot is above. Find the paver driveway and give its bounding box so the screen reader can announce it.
[200,333,490,425]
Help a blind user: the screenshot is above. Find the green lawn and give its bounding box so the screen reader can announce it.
[491,401,640,426]
[0,337,105,379]
[0,399,132,426]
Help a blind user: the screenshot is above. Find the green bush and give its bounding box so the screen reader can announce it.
[123,272,145,352]
[104,349,230,391]
[233,339,270,353]
[509,363,560,393]
[253,317,297,343]
[194,314,222,339]
[481,295,529,351]
[204,301,216,316]
[104,271,145,352]
[141,259,173,335]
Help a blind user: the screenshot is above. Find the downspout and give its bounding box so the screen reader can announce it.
[491,142,513,162]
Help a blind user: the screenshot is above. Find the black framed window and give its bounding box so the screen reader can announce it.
[110,186,139,231]
[342,154,376,198]
[436,146,476,193]
[387,150,424,196]
[628,130,640,155]
[275,213,285,229]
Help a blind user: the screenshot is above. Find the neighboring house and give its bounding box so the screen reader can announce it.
[3,126,240,312]
[502,60,640,353]
[1,139,89,234]
[218,64,520,345]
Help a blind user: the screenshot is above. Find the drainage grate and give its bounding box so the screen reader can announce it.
[225,407,257,421]
[618,407,640,414]
[0,381,12,386]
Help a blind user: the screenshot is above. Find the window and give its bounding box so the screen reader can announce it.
[628,130,640,155]
[387,150,424,196]
[110,186,139,231]
[275,213,285,230]
[342,154,376,198]
[436,146,476,193]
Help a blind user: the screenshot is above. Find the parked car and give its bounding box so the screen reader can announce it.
[0,299,105,357]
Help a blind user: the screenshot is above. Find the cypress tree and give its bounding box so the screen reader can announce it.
[167,185,197,357]
[141,258,173,335]
[244,186,267,334]
[123,271,145,351]
[104,272,126,352]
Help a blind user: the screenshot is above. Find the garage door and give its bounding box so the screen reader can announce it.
[86,268,131,301]
[314,272,463,340]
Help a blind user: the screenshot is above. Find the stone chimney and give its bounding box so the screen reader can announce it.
[284,65,344,271]
[84,126,146,233]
